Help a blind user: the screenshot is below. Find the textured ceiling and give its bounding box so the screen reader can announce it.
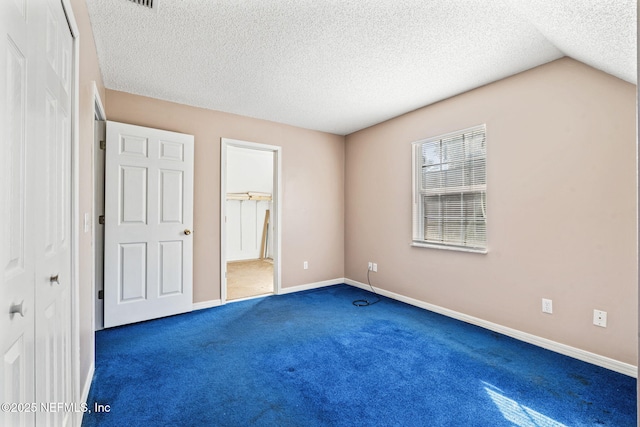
[85,0,636,135]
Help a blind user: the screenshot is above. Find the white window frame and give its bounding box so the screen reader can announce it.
[411,125,487,253]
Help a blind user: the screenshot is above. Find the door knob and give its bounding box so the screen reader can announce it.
[184,229,191,235]
[50,274,60,284]
[10,301,25,317]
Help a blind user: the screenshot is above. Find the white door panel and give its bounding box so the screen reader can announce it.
[34,1,73,425]
[1,0,36,425]
[159,241,183,296]
[159,170,184,223]
[119,243,147,302]
[119,166,148,224]
[2,0,73,426]
[104,121,194,328]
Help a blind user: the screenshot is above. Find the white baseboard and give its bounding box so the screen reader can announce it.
[193,277,345,311]
[78,361,95,426]
[192,280,343,309]
[81,361,95,402]
[279,278,346,295]
[192,299,222,311]
[344,278,638,378]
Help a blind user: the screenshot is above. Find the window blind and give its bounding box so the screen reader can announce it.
[412,125,487,251]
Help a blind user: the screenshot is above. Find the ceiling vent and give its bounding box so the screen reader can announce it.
[128,0,155,10]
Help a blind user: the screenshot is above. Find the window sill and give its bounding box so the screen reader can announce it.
[410,242,488,254]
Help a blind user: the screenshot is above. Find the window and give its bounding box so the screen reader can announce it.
[412,125,487,252]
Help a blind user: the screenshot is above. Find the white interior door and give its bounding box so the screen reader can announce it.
[104,121,194,328]
[1,0,74,426]
[1,1,36,425]
[34,1,74,426]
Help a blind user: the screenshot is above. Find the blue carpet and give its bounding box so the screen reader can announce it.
[83,284,636,426]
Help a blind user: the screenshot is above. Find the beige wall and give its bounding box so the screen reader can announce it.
[70,0,105,396]
[71,3,636,391]
[345,58,637,365]
[105,91,345,303]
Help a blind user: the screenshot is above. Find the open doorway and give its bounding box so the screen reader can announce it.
[221,139,281,302]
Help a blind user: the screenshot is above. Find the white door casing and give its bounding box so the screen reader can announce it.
[104,121,194,328]
[94,119,106,331]
[1,0,74,426]
[220,138,282,304]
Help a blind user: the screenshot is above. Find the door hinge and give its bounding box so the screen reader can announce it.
[98,290,104,300]
[98,215,105,225]
[99,140,106,150]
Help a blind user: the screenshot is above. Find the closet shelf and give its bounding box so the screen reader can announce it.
[227,192,272,201]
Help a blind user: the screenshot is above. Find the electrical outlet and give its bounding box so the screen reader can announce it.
[372,263,378,272]
[368,262,373,271]
[542,298,553,314]
[593,309,607,327]
[303,261,308,270]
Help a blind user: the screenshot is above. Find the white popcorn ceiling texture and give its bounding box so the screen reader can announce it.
[86,0,636,135]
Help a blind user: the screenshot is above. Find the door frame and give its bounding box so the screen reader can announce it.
[91,82,106,334]
[220,138,282,303]
[60,0,82,422]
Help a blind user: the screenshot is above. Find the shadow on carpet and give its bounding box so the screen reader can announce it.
[83,284,636,426]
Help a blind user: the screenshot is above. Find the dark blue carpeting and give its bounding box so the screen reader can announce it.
[83,284,636,426]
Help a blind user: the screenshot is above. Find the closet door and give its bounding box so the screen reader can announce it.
[1,0,37,425]
[33,1,74,426]
[1,1,74,426]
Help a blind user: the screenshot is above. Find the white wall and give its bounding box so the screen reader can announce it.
[227,146,273,194]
